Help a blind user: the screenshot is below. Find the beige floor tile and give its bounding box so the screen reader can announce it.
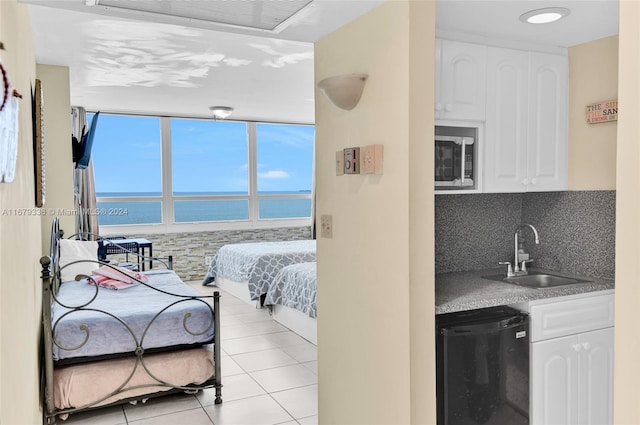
[232,348,298,372]
[63,405,126,425]
[223,322,289,340]
[233,310,274,324]
[281,344,317,363]
[248,320,288,334]
[123,393,201,422]
[262,331,309,348]
[204,394,293,425]
[297,415,318,425]
[222,323,262,340]
[271,385,318,419]
[222,334,281,355]
[221,354,246,377]
[222,302,259,315]
[219,314,244,327]
[198,373,266,405]
[301,361,317,375]
[128,407,213,424]
[249,364,317,393]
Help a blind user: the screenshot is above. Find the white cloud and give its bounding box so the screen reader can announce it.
[83,20,250,88]
[249,43,313,68]
[258,170,290,179]
[224,58,252,67]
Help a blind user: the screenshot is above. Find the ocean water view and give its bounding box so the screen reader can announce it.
[96,191,312,225]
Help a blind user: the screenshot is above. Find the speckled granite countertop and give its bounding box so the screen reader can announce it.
[436,267,614,314]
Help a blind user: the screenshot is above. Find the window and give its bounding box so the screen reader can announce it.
[92,113,314,231]
[171,118,249,222]
[256,123,314,219]
[91,114,162,225]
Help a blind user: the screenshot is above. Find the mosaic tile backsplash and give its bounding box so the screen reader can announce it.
[436,191,615,279]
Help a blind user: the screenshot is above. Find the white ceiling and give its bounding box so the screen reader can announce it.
[437,0,619,49]
[23,0,619,124]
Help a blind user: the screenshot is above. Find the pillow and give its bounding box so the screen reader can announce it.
[59,239,99,282]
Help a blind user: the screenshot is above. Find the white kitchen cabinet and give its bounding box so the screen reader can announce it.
[531,327,613,425]
[512,290,614,425]
[435,39,487,121]
[484,47,568,192]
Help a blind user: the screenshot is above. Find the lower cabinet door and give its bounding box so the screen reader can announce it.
[531,328,614,425]
[579,328,614,425]
[531,335,580,425]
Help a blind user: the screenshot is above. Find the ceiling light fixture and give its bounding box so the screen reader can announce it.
[209,106,234,120]
[317,74,368,111]
[519,7,570,24]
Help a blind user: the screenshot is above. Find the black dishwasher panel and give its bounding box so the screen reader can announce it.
[436,306,529,425]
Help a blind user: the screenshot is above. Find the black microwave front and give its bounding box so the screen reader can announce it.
[435,125,477,190]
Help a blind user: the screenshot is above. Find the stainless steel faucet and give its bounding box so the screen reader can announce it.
[500,224,540,277]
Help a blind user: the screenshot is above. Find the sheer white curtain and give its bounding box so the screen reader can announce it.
[71,107,99,239]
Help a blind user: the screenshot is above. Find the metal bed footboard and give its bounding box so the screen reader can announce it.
[41,218,222,424]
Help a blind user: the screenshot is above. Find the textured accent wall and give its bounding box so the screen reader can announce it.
[436,191,615,279]
[522,191,615,279]
[108,226,312,281]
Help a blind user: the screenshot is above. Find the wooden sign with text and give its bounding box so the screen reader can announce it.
[586,100,618,124]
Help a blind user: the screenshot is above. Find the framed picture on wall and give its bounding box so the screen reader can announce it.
[33,78,45,207]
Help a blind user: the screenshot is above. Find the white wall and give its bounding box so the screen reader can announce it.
[615,1,640,422]
[37,64,74,251]
[0,1,42,423]
[568,36,618,190]
[315,1,436,423]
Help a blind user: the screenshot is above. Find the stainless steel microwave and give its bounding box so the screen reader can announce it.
[435,125,477,189]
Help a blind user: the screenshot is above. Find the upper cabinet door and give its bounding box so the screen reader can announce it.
[527,52,568,192]
[437,40,487,121]
[484,47,529,192]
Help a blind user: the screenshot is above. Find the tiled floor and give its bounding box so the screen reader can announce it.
[63,281,318,425]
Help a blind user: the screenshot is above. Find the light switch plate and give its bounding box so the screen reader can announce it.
[361,144,383,174]
[320,214,333,238]
[336,150,344,176]
[344,147,360,174]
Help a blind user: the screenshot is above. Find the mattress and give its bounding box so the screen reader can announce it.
[53,346,214,410]
[265,262,317,318]
[202,240,316,301]
[52,270,215,361]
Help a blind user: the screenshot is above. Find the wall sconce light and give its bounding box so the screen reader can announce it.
[209,106,234,120]
[317,73,368,111]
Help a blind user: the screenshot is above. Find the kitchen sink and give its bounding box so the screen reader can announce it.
[483,272,592,289]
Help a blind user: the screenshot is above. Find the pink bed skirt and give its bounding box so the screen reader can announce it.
[53,346,214,410]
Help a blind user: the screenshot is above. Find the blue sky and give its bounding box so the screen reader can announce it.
[90,113,314,194]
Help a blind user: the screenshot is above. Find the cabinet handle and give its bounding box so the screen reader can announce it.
[521,179,529,186]
[572,344,582,352]
[435,103,443,111]
[582,342,591,351]
[531,178,538,185]
[445,104,453,112]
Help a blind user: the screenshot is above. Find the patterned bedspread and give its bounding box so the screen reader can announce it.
[202,240,316,301]
[265,262,317,318]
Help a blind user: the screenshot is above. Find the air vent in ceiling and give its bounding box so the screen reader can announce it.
[94,0,314,33]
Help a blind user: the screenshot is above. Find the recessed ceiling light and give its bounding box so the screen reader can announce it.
[519,7,570,24]
[209,106,234,120]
